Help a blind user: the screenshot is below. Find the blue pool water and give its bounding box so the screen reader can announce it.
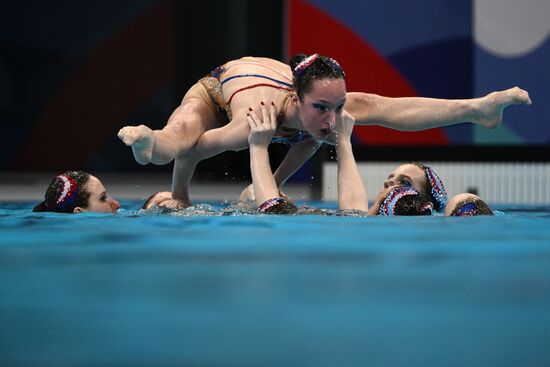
[1,201,550,366]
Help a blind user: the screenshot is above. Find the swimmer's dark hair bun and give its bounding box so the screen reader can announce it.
[32,201,48,212]
[290,54,308,73]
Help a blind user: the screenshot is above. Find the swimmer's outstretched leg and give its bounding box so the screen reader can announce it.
[346,86,531,131]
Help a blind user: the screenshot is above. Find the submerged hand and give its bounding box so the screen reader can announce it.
[117,125,154,165]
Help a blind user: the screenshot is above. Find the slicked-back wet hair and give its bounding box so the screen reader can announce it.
[290,53,346,101]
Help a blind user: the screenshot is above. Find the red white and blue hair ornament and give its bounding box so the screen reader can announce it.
[379,186,420,216]
[258,197,286,213]
[293,54,319,77]
[48,174,78,210]
[422,165,447,212]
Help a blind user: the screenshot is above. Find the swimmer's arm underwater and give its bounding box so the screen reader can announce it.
[335,113,368,211]
[345,86,531,131]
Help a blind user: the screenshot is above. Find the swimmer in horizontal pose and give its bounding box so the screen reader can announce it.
[33,171,120,214]
[143,101,365,214]
[118,54,531,209]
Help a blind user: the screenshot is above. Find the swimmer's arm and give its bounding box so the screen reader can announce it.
[273,139,322,187]
[335,113,368,211]
[247,104,281,205]
[249,145,279,205]
[346,87,531,130]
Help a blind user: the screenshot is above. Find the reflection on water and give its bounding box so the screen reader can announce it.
[1,201,550,366]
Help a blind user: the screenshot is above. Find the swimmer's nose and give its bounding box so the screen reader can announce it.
[110,198,120,212]
[327,111,337,126]
[384,179,395,188]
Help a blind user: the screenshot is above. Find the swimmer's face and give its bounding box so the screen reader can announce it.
[75,175,120,213]
[142,191,172,209]
[384,164,427,196]
[296,78,346,140]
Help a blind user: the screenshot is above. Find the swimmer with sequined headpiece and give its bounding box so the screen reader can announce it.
[445,193,493,216]
[33,171,120,214]
[118,54,531,209]
[368,185,433,216]
[382,162,448,212]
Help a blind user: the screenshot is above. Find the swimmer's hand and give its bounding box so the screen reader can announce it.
[117,125,154,165]
[238,183,290,202]
[476,87,532,129]
[247,102,278,148]
[334,112,355,140]
[239,184,256,202]
[158,198,191,210]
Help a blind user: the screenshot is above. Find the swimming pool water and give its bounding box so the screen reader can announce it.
[1,201,549,366]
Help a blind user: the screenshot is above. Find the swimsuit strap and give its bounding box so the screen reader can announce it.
[228,83,292,105]
[221,74,293,88]
[224,61,292,82]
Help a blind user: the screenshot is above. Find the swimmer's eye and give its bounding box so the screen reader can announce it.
[100,194,107,202]
[401,179,412,187]
[336,104,344,112]
[313,104,328,112]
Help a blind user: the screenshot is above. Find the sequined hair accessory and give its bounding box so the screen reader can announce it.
[454,201,477,216]
[47,175,78,210]
[325,57,345,76]
[379,186,422,216]
[258,197,287,213]
[422,165,447,212]
[293,54,319,77]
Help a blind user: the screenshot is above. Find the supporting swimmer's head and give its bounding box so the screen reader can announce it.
[141,191,172,210]
[257,197,297,215]
[445,193,493,216]
[384,162,447,212]
[33,171,119,214]
[370,185,433,216]
[290,53,347,139]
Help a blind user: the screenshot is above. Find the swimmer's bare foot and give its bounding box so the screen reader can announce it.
[475,87,532,129]
[118,125,155,165]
